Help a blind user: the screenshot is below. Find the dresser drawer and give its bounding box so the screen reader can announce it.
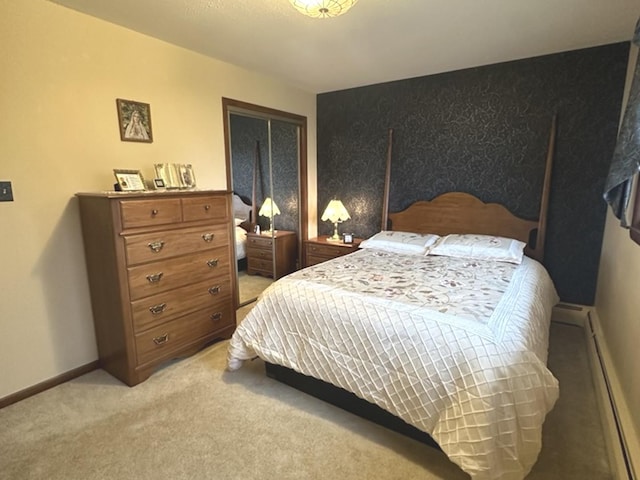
[120,198,183,229]
[182,195,228,223]
[246,245,273,261]
[127,247,231,301]
[125,224,229,265]
[135,303,234,366]
[130,277,232,332]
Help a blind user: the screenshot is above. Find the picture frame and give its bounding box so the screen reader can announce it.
[178,164,196,189]
[154,163,181,189]
[343,233,354,244]
[116,99,153,143]
[113,169,146,191]
[153,178,166,189]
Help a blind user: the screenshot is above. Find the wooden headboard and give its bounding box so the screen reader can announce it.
[382,115,556,263]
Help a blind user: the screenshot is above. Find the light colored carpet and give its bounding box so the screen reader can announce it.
[0,319,612,480]
[238,270,273,305]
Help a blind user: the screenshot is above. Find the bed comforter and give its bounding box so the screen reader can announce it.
[227,248,560,480]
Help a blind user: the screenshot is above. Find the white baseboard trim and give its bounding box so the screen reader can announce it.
[552,302,588,327]
[586,309,638,480]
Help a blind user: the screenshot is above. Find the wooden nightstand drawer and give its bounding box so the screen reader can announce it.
[247,234,274,250]
[304,236,362,267]
[182,195,228,223]
[120,198,183,229]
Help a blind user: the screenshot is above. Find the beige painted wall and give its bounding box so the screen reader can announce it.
[595,46,640,452]
[0,0,316,399]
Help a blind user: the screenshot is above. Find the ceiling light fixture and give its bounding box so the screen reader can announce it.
[289,0,358,19]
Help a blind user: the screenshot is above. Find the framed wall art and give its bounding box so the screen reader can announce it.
[113,169,146,191]
[116,99,153,143]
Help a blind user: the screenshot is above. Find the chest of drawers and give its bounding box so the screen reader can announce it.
[246,230,297,279]
[76,190,236,386]
[304,235,362,267]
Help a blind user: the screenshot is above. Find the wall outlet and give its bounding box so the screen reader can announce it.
[0,181,14,202]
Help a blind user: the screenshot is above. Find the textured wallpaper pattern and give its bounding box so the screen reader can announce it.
[317,43,629,304]
[230,115,299,235]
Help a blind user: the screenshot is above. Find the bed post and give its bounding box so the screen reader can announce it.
[535,114,557,262]
[252,140,260,225]
[381,128,394,230]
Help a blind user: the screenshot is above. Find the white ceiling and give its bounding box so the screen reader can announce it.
[49,0,639,93]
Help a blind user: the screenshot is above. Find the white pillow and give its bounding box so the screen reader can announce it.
[428,234,526,264]
[359,231,440,255]
[234,217,244,226]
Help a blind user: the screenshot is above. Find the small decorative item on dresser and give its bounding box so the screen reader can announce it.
[178,164,196,189]
[154,163,181,189]
[153,178,166,190]
[113,169,146,191]
[343,233,354,244]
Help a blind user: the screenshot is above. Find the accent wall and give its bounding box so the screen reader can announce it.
[317,43,629,305]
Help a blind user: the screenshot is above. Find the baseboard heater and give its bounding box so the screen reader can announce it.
[586,310,637,480]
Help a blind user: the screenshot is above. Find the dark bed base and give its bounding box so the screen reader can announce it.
[237,257,247,272]
[265,362,440,450]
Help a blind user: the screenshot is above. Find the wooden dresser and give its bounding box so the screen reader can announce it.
[246,230,297,279]
[304,235,362,267]
[76,190,236,386]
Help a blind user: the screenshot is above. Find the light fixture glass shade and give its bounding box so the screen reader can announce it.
[259,197,281,233]
[289,0,358,19]
[321,199,350,241]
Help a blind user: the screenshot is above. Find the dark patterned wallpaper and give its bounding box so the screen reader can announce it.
[230,115,299,235]
[317,43,629,305]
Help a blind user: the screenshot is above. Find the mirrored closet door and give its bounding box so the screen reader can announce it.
[222,98,307,307]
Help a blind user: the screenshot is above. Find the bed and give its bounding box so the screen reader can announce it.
[228,124,559,480]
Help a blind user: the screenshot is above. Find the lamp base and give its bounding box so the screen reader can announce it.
[327,223,341,242]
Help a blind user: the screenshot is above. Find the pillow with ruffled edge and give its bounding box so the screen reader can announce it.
[359,231,440,255]
[428,234,526,264]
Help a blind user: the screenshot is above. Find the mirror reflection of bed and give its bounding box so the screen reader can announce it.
[232,193,273,305]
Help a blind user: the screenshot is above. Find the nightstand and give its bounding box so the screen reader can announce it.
[304,235,362,267]
[246,230,298,279]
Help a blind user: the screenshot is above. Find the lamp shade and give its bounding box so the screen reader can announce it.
[321,199,350,223]
[259,197,281,217]
[289,0,358,19]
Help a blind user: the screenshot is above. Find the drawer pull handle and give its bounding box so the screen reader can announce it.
[210,312,223,322]
[148,241,165,253]
[207,259,219,268]
[153,333,169,345]
[208,286,221,295]
[146,272,163,283]
[202,233,215,242]
[151,209,158,216]
[149,303,167,315]
[204,204,211,211]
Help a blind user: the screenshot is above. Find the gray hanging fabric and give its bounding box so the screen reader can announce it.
[604,17,640,226]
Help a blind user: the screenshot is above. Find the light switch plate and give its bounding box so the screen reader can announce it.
[0,181,14,202]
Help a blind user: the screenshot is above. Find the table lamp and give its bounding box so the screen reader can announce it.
[321,199,350,242]
[258,197,280,234]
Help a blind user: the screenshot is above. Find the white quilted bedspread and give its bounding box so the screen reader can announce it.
[228,249,560,480]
